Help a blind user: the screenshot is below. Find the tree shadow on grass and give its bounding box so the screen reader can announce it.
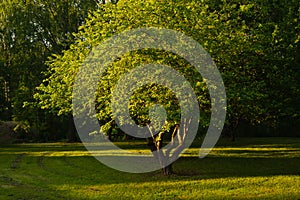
[1,140,299,200]
[38,154,300,184]
[173,156,300,179]
[1,139,299,185]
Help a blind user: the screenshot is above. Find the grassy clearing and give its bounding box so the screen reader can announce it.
[0,137,299,199]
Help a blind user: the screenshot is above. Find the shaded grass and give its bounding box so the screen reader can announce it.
[0,137,299,199]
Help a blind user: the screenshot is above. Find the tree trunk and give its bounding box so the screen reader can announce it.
[146,137,157,152]
[231,117,240,142]
[162,164,173,175]
[146,135,173,176]
[67,114,77,142]
[231,131,236,142]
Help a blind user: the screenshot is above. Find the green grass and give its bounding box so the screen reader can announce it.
[0,137,299,199]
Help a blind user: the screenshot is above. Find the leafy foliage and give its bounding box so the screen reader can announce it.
[0,0,99,137]
[36,0,299,138]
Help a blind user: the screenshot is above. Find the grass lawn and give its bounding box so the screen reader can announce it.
[0,137,299,199]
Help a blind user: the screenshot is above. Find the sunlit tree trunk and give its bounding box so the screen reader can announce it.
[147,119,191,175]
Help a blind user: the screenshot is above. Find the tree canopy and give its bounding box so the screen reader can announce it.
[33,0,300,173]
[36,0,299,135]
[0,0,298,142]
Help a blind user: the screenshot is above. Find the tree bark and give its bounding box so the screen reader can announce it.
[146,133,173,176]
[67,114,78,142]
[231,117,240,142]
[162,164,173,175]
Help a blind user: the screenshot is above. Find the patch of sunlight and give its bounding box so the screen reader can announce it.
[3,149,153,157]
[51,175,300,199]
[183,147,300,158]
[1,144,299,158]
[15,143,84,147]
[0,151,90,157]
[213,147,300,151]
[0,185,15,189]
[41,149,153,157]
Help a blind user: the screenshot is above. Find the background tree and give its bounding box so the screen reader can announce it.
[205,0,300,139]
[0,0,99,140]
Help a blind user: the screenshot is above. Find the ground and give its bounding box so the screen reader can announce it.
[0,137,299,199]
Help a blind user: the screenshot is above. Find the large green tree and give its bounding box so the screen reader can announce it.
[35,0,299,173]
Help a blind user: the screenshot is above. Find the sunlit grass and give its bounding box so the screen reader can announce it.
[0,137,299,199]
[55,176,299,200]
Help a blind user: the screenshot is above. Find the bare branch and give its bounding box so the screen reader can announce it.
[146,124,155,140]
